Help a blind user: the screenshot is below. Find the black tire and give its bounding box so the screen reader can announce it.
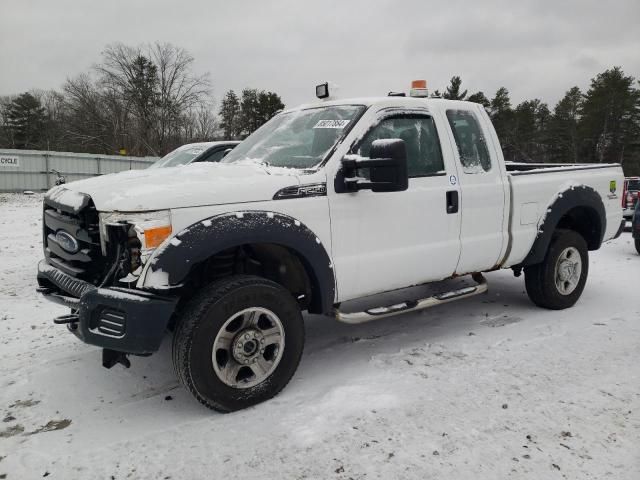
[635,238,640,255]
[172,275,304,412]
[524,229,589,310]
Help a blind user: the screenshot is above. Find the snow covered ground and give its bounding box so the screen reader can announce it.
[0,193,638,479]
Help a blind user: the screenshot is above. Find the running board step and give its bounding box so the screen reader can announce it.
[334,273,488,324]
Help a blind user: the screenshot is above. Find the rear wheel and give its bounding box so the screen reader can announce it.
[172,275,305,412]
[635,238,640,255]
[524,229,588,310]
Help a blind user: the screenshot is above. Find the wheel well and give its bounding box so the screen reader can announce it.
[180,243,318,312]
[556,206,602,250]
[520,186,606,267]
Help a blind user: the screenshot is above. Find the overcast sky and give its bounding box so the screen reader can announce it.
[1,0,639,109]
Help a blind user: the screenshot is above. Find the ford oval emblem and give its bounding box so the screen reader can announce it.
[55,230,79,254]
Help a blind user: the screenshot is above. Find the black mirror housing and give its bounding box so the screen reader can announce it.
[368,139,408,192]
[341,139,409,193]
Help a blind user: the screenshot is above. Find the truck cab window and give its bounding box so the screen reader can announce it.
[355,116,444,177]
[446,109,492,173]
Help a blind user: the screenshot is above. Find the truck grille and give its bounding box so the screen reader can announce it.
[43,199,104,283]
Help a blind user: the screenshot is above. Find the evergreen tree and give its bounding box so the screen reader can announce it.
[443,76,467,100]
[489,87,515,160]
[548,87,583,163]
[256,91,284,126]
[536,102,552,162]
[127,55,158,125]
[512,99,550,162]
[219,90,241,138]
[6,92,46,149]
[579,67,640,164]
[467,91,490,108]
[239,88,261,136]
[513,100,537,161]
[489,87,512,115]
[237,88,284,137]
[0,96,12,147]
[125,55,158,149]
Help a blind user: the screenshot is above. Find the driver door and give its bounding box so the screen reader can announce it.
[327,109,462,302]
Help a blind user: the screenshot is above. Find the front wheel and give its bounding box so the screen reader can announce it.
[524,229,589,310]
[635,238,640,255]
[172,275,305,412]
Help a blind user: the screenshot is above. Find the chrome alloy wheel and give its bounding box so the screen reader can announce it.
[554,246,582,295]
[212,307,285,389]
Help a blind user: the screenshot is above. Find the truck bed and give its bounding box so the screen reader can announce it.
[504,163,623,267]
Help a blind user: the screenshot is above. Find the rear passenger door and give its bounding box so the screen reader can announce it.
[443,105,508,274]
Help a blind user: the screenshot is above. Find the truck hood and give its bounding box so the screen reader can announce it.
[48,162,301,212]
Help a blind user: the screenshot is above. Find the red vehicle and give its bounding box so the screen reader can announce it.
[623,177,640,220]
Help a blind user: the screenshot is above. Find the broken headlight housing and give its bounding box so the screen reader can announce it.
[99,210,172,282]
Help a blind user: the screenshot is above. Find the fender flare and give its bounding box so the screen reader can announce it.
[141,211,335,314]
[521,185,606,266]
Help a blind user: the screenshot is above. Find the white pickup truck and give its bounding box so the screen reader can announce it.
[37,87,625,412]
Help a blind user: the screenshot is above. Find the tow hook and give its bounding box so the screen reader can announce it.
[102,349,131,369]
[53,313,79,324]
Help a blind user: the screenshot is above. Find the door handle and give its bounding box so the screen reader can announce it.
[446,190,459,214]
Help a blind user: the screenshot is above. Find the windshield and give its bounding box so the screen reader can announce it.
[149,144,209,169]
[222,105,365,169]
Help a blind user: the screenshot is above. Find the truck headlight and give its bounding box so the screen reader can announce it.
[99,210,172,261]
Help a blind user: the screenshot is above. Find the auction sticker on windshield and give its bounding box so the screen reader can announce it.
[0,155,19,167]
[313,119,350,129]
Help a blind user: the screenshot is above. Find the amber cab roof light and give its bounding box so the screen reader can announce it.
[409,79,429,98]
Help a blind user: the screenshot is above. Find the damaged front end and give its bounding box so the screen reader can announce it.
[37,189,179,366]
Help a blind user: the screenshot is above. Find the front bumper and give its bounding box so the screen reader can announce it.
[37,259,179,355]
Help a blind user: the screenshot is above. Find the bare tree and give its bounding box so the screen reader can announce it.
[62,74,113,152]
[95,44,157,154]
[150,42,211,151]
[92,42,212,155]
[193,103,217,140]
[32,89,68,150]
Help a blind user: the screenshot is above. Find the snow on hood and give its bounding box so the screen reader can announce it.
[50,161,301,212]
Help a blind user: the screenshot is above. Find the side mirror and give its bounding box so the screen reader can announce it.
[222,148,233,158]
[341,139,408,192]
